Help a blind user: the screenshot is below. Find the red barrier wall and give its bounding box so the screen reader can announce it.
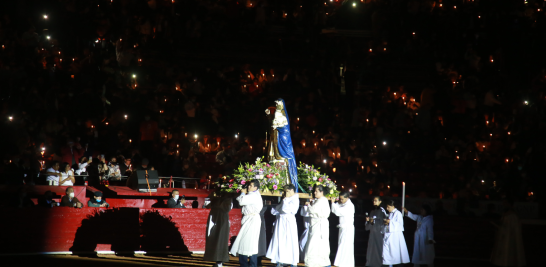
[0,207,242,253]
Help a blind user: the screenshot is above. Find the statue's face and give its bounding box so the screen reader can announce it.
[275,100,282,107]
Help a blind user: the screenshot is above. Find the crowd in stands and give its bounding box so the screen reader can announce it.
[0,0,545,205]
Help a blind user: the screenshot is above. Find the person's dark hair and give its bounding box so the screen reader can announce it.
[373,195,382,201]
[60,162,70,173]
[65,187,74,193]
[385,199,396,207]
[422,204,432,216]
[172,190,179,195]
[249,179,260,188]
[50,161,60,168]
[284,184,296,191]
[339,191,350,198]
[314,184,324,192]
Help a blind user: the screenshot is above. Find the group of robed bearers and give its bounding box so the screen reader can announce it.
[365,196,435,267]
[202,182,438,267]
[204,181,355,267]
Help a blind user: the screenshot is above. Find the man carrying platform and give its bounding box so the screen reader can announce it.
[266,184,299,267]
[230,179,263,267]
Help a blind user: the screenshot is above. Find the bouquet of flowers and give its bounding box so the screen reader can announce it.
[216,157,289,194]
[297,162,339,198]
[216,158,339,198]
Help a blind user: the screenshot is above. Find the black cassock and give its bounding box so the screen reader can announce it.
[204,197,232,263]
[365,207,387,267]
[257,205,267,256]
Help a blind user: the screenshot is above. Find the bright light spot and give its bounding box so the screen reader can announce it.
[43,15,48,19]
[46,36,50,40]
[383,141,387,146]
[132,74,136,78]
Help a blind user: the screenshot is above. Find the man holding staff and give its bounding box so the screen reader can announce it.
[331,191,355,267]
[266,184,300,267]
[303,185,331,267]
[230,180,263,267]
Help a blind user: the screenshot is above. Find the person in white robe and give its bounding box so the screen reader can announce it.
[331,191,355,267]
[230,180,264,267]
[404,205,435,267]
[383,199,410,266]
[304,185,331,267]
[266,184,300,267]
[299,202,311,262]
[490,199,526,267]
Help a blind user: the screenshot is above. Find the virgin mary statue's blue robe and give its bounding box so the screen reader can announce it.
[275,99,301,192]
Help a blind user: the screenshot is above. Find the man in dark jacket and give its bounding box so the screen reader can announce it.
[60,187,83,208]
[167,190,186,208]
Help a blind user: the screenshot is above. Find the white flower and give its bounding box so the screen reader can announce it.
[256,157,261,162]
[313,176,317,181]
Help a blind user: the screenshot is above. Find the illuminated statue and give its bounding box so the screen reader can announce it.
[265,99,300,192]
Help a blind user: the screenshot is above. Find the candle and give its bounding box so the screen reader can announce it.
[402,182,406,208]
[333,167,336,173]
[129,139,132,143]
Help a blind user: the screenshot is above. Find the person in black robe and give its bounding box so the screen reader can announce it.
[204,192,233,267]
[257,201,268,266]
[365,196,387,267]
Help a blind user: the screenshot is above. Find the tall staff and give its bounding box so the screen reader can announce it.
[402,182,406,209]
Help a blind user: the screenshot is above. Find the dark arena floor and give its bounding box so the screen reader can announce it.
[0,254,493,267]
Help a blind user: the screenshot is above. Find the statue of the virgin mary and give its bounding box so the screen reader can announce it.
[265,99,301,192]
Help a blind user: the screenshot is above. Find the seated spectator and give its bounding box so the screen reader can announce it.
[216,143,231,165]
[136,158,151,171]
[167,190,186,208]
[38,190,58,208]
[119,156,132,176]
[88,191,110,208]
[60,187,83,208]
[75,156,92,175]
[45,161,62,186]
[59,163,75,186]
[107,156,121,181]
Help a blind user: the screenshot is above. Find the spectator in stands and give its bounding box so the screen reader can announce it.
[60,187,83,208]
[216,143,231,165]
[167,190,186,208]
[107,156,121,181]
[75,156,92,175]
[88,191,110,208]
[97,155,109,181]
[45,161,62,186]
[136,158,151,171]
[119,156,132,176]
[38,191,57,208]
[59,163,75,186]
[61,139,84,168]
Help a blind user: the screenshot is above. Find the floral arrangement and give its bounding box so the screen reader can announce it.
[216,157,289,194]
[297,162,340,198]
[216,157,339,198]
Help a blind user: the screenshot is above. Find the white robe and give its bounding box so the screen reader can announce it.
[304,197,331,267]
[299,205,311,262]
[230,191,263,256]
[406,211,435,265]
[332,200,355,267]
[266,194,300,265]
[490,210,526,267]
[383,209,410,265]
